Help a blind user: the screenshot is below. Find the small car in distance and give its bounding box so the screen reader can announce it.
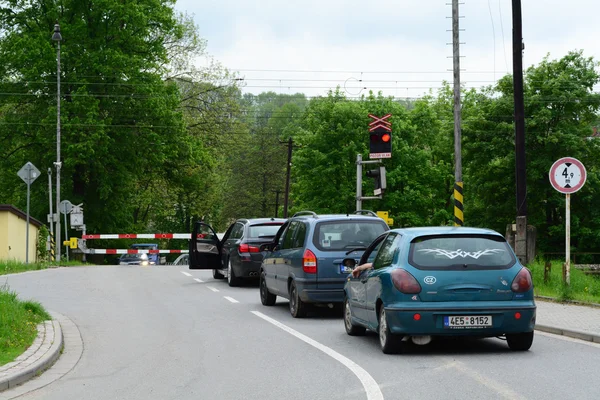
[119,252,151,266]
[343,227,536,354]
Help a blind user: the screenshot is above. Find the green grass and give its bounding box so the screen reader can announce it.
[529,259,600,304]
[0,260,86,276]
[0,284,51,366]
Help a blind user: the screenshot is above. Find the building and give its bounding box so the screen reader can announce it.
[0,204,43,262]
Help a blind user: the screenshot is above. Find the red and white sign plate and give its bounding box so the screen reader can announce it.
[549,157,587,194]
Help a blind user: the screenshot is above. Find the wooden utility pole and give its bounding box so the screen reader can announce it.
[452,0,464,226]
[512,0,528,263]
[283,137,293,218]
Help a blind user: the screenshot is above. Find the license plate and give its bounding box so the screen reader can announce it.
[444,315,492,328]
[340,265,353,273]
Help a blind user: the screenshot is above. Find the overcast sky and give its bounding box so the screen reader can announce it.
[173,0,599,99]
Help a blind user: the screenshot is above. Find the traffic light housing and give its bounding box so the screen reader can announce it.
[366,166,387,195]
[369,128,392,158]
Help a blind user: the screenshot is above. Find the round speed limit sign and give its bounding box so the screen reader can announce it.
[549,157,587,194]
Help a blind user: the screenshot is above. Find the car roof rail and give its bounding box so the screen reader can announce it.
[292,211,318,218]
[354,210,378,217]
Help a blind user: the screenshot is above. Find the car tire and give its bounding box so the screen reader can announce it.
[227,259,241,287]
[506,331,534,351]
[260,271,277,306]
[289,281,307,318]
[344,297,366,336]
[212,269,224,279]
[378,304,402,354]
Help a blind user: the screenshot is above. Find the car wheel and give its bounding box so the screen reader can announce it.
[378,304,402,354]
[260,271,276,306]
[212,268,224,279]
[506,331,534,351]
[289,281,307,318]
[227,259,240,287]
[344,297,366,336]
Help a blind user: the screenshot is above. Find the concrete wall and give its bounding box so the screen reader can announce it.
[0,208,40,262]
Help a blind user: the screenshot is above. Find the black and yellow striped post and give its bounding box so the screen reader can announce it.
[454,182,464,226]
[49,232,55,261]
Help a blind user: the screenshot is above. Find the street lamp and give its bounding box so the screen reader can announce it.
[52,22,62,262]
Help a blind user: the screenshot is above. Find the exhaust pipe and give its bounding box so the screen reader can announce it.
[249,272,258,277]
[411,336,432,346]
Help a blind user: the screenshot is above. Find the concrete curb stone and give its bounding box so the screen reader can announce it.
[535,323,600,344]
[0,318,63,392]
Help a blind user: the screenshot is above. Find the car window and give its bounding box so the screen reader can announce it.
[248,223,284,238]
[281,221,299,250]
[409,234,516,270]
[292,222,307,248]
[313,220,388,251]
[373,233,401,270]
[229,223,244,240]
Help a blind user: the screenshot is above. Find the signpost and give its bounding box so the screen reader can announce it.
[549,157,587,285]
[60,200,73,262]
[368,114,392,159]
[18,162,40,264]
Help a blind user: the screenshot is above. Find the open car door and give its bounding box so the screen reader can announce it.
[189,222,222,270]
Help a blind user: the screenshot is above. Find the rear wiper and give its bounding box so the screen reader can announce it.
[345,247,367,255]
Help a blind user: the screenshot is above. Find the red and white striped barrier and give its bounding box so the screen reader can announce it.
[83,233,193,239]
[88,249,189,255]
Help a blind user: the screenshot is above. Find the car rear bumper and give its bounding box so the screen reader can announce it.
[233,260,262,278]
[384,301,536,336]
[296,280,344,303]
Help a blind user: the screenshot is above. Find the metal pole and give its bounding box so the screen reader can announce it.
[64,210,69,262]
[452,0,464,226]
[356,154,362,211]
[565,194,570,285]
[26,167,31,264]
[53,24,62,262]
[283,137,292,218]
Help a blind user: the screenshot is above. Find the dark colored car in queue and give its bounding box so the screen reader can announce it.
[188,218,286,286]
[258,211,390,318]
[343,227,536,354]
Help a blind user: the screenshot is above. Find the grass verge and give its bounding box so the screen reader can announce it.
[0,260,85,276]
[529,259,600,304]
[0,284,51,366]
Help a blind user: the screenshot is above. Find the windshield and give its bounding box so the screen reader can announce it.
[248,223,284,238]
[313,220,388,251]
[409,234,516,270]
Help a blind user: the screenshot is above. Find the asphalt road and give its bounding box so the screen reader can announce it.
[3,265,600,400]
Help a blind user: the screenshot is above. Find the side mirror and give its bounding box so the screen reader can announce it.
[259,243,272,252]
[342,258,357,269]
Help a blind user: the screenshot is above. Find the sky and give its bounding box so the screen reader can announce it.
[173,0,599,99]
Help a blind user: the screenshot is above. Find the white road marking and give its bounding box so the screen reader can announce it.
[442,357,528,400]
[181,272,192,277]
[207,286,219,292]
[251,311,384,400]
[536,330,600,349]
[224,296,239,303]
[194,278,204,283]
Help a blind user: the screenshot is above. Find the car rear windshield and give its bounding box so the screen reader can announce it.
[409,234,516,270]
[313,220,388,251]
[248,223,284,238]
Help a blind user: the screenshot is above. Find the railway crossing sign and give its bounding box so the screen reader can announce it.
[549,157,587,194]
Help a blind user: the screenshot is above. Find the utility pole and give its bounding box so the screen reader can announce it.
[52,23,62,262]
[281,137,294,218]
[512,0,528,263]
[452,0,464,227]
[47,168,54,261]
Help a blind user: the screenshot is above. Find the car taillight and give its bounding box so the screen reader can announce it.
[239,244,260,253]
[303,249,317,274]
[511,267,533,293]
[391,269,421,294]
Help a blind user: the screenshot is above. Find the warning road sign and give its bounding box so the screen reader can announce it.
[549,157,587,194]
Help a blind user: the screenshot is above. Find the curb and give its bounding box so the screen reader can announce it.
[0,319,63,392]
[535,324,600,344]
[534,295,600,309]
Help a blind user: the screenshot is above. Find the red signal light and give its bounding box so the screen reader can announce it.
[381,133,391,142]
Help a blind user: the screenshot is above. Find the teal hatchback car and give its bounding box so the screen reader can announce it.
[343,227,536,354]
